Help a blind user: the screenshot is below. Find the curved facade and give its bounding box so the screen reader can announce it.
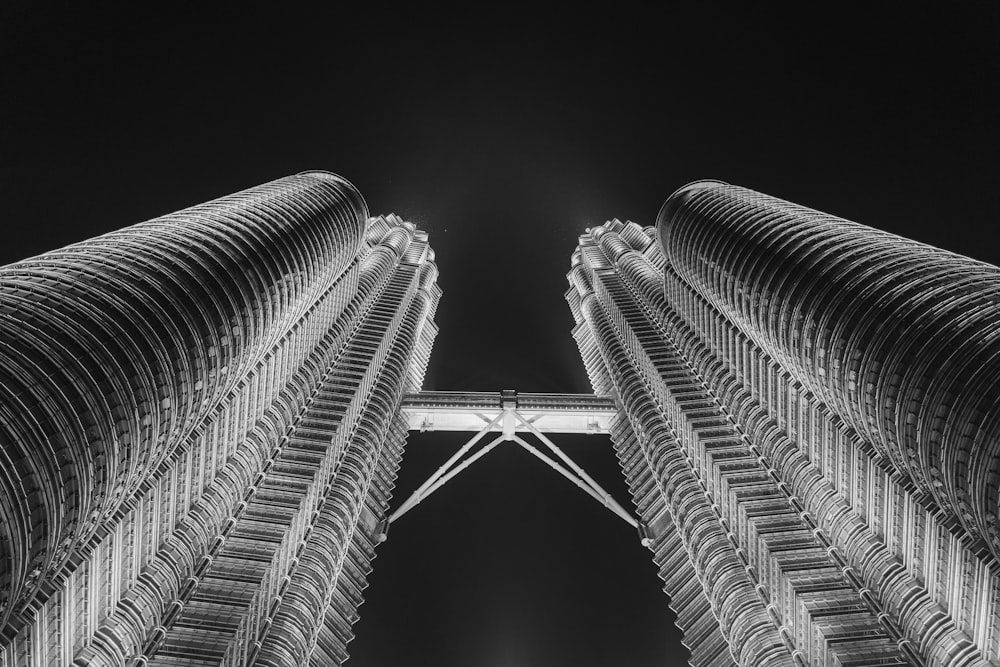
[657,182,1000,559]
[5,171,998,666]
[0,176,441,666]
[568,186,1000,666]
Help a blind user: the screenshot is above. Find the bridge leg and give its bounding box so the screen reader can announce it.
[390,412,504,521]
[388,432,506,524]
[513,411,636,523]
[510,435,638,528]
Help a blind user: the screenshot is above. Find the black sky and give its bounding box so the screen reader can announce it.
[2,5,998,666]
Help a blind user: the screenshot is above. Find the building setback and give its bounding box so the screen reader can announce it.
[566,182,1000,666]
[0,173,441,666]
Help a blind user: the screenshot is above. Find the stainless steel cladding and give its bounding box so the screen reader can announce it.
[0,174,441,667]
[568,184,1000,667]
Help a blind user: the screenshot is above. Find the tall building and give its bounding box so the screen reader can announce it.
[0,172,442,666]
[4,173,999,667]
[566,182,1000,667]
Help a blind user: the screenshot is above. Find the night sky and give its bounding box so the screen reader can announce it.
[2,5,998,666]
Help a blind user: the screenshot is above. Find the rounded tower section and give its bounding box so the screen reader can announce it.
[656,182,1000,559]
[0,172,368,631]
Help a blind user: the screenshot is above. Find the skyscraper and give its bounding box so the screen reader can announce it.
[3,172,999,667]
[566,182,1000,666]
[0,172,441,666]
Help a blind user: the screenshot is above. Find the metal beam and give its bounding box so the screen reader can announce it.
[388,434,507,524]
[513,411,636,523]
[389,412,505,522]
[387,391,639,535]
[510,435,638,528]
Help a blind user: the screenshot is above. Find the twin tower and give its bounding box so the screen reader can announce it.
[1,172,999,666]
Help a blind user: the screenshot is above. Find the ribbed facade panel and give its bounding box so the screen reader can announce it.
[566,203,1000,666]
[0,177,440,667]
[8,168,996,667]
[658,182,1000,564]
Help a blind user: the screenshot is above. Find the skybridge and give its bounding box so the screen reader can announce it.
[401,390,617,434]
[387,390,646,541]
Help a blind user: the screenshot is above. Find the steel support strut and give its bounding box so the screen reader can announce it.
[513,411,636,523]
[388,412,505,523]
[510,435,637,528]
[387,402,639,533]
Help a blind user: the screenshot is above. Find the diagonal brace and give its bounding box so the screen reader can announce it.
[510,435,637,528]
[388,433,505,524]
[390,411,504,521]
[513,410,635,523]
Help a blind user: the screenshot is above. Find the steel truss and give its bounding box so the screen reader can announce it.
[385,391,642,540]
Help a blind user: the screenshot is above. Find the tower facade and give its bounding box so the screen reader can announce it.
[4,173,999,666]
[0,173,441,666]
[566,182,1000,666]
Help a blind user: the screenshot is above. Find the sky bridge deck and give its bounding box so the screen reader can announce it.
[400,390,618,434]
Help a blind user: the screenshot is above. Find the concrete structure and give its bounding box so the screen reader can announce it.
[3,173,1000,666]
[566,182,1000,666]
[0,173,441,666]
